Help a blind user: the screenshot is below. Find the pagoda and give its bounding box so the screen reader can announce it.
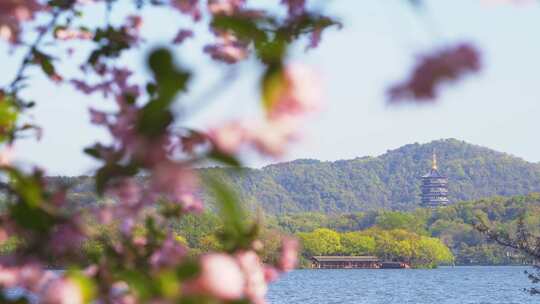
[420,152,449,208]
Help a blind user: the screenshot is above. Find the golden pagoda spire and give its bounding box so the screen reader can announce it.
[432,151,438,170]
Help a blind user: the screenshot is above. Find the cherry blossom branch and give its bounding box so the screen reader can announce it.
[7,9,62,96]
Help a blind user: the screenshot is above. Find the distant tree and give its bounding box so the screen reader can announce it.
[340,232,376,256]
[376,211,427,234]
[298,228,341,256]
[477,217,540,294]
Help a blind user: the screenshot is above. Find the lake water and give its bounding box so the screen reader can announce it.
[267,266,535,304]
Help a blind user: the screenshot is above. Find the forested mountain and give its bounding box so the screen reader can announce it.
[203,138,540,213]
[51,138,540,214]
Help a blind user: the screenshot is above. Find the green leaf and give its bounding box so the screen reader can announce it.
[205,176,251,250]
[118,270,156,300]
[8,169,42,208]
[32,50,57,78]
[156,270,180,299]
[261,64,284,114]
[176,260,200,280]
[0,96,19,143]
[211,15,267,45]
[208,150,241,167]
[83,147,101,160]
[10,200,55,232]
[66,269,97,303]
[95,163,139,195]
[137,48,191,137]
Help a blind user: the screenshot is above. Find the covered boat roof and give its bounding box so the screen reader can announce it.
[311,256,380,262]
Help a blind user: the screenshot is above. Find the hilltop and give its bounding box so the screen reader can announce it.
[203,138,540,213]
[51,139,540,214]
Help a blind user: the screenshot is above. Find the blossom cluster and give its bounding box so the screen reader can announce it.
[388,43,481,102]
[0,0,43,43]
[0,1,331,303]
[209,63,321,157]
[0,0,489,303]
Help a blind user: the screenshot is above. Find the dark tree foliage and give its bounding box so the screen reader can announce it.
[477,216,540,295]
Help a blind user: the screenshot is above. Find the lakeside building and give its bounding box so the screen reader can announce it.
[310,256,410,269]
[420,152,450,208]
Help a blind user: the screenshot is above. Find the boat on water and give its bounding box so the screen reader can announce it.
[310,256,410,269]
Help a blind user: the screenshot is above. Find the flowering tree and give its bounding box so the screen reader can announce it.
[0,0,487,303]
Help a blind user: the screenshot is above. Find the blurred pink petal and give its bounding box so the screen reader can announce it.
[0,145,14,166]
[204,43,248,64]
[388,43,481,102]
[171,0,201,21]
[107,178,141,206]
[279,237,299,271]
[267,64,322,119]
[49,223,85,255]
[281,0,306,18]
[151,163,202,211]
[208,120,247,154]
[236,250,268,304]
[208,0,245,15]
[190,253,245,300]
[249,117,300,158]
[54,28,93,40]
[263,266,280,283]
[150,234,187,268]
[0,0,44,43]
[42,277,83,304]
[172,29,193,44]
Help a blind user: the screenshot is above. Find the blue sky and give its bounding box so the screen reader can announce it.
[3,0,540,175]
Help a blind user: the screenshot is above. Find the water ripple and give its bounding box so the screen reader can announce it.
[267,266,534,304]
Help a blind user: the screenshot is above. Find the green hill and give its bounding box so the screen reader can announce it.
[50,138,540,214]
[203,138,540,213]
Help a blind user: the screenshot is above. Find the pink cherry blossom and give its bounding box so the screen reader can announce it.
[89,108,108,125]
[120,217,135,235]
[0,0,43,43]
[388,43,481,102]
[107,178,141,206]
[279,237,299,271]
[42,277,84,304]
[263,266,280,283]
[189,253,245,300]
[49,223,85,255]
[177,193,203,213]
[0,145,14,166]
[281,0,306,18]
[236,250,268,304]
[0,266,18,287]
[267,64,322,119]
[204,42,248,64]
[208,120,247,154]
[150,234,187,269]
[54,28,93,40]
[83,265,98,277]
[151,163,202,211]
[208,0,245,15]
[0,263,54,292]
[172,29,193,44]
[248,117,299,158]
[171,0,201,21]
